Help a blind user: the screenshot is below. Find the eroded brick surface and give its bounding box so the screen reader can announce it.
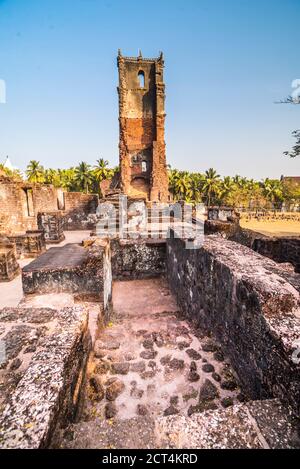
[118,51,169,201]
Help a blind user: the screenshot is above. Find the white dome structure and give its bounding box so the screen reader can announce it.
[3,156,17,171]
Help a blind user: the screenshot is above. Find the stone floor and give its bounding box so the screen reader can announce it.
[60,278,245,449]
[0,231,91,308]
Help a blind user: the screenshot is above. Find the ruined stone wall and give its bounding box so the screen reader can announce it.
[118,51,169,201]
[111,238,166,279]
[7,230,46,258]
[37,212,65,244]
[166,233,300,417]
[32,184,60,214]
[231,228,300,273]
[0,176,59,234]
[204,217,300,273]
[0,177,99,235]
[0,306,90,448]
[63,192,99,230]
[0,243,20,281]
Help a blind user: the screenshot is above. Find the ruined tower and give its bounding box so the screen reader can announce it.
[117,50,169,201]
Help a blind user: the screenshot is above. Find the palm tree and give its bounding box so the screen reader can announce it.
[219,176,236,205]
[0,163,23,181]
[74,162,93,193]
[262,178,283,207]
[202,168,221,206]
[26,160,45,183]
[44,168,61,187]
[93,158,112,183]
[175,173,192,200]
[189,173,204,203]
[168,169,180,198]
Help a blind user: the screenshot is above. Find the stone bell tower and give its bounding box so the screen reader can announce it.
[117,50,169,201]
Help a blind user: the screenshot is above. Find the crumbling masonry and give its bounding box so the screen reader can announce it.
[118,50,169,201]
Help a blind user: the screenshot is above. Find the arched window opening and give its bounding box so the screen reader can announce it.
[138,71,145,88]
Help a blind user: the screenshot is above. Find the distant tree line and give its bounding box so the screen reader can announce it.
[0,158,118,194]
[0,160,299,209]
[168,167,300,209]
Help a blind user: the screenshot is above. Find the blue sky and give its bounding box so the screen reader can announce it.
[0,0,299,178]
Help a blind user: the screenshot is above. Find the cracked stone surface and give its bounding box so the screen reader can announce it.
[61,278,243,449]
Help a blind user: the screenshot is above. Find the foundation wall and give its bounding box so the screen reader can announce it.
[62,192,99,230]
[166,232,300,417]
[37,212,65,244]
[0,177,59,234]
[7,231,46,258]
[230,228,300,273]
[0,245,20,281]
[111,238,166,279]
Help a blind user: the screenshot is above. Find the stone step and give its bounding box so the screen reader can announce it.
[157,399,298,449]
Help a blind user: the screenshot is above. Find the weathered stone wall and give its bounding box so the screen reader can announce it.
[207,206,237,221]
[204,206,240,237]
[231,228,300,273]
[0,177,99,236]
[166,232,300,417]
[0,306,90,448]
[118,51,169,201]
[37,212,65,244]
[0,242,20,281]
[0,176,59,234]
[62,192,99,230]
[7,230,46,258]
[111,238,166,279]
[204,217,300,274]
[204,219,240,237]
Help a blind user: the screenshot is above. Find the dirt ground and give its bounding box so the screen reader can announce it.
[240,217,300,237]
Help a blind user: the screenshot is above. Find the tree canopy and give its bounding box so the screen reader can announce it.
[1,158,298,209]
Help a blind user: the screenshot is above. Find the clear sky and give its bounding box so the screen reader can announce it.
[0,0,299,179]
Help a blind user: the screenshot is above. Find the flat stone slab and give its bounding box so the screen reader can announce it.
[23,244,88,272]
[21,242,108,299]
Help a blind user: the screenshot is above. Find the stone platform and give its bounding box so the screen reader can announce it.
[8,230,46,258]
[22,241,111,302]
[22,244,89,295]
